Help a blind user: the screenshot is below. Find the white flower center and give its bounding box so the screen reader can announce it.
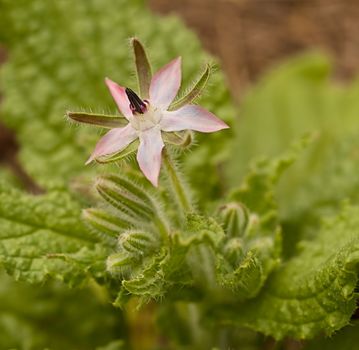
[129,105,162,132]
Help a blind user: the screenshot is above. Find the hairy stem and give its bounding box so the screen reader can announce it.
[162,149,192,215]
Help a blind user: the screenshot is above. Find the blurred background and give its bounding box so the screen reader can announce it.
[150,0,359,93]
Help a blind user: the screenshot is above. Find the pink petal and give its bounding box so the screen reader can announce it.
[105,78,133,120]
[160,105,229,133]
[137,127,164,187]
[149,57,181,110]
[86,125,137,164]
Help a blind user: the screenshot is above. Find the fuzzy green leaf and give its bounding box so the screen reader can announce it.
[0,186,108,284]
[218,137,311,299]
[213,205,359,340]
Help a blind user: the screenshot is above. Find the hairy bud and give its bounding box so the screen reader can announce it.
[82,208,132,242]
[223,238,244,267]
[219,202,249,238]
[106,252,134,273]
[96,175,156,221]
[119,230,160,257]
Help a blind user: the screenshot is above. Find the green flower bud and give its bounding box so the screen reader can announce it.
[119,231,159,257]
[82,208,132,242]
[219,202,249,238]
[96,175,156,221]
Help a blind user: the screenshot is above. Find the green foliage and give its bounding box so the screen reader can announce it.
[95,144,303,311]
[0,272,125,350]
[0,184,109,285]
[227,53,359,222]
[304,321,359,350]
[213,204,359,340]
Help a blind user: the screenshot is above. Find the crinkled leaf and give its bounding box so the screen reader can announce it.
[0,186,108,285]
[213,205,359,340]
[116,214,225,305]
[218,137,310,299]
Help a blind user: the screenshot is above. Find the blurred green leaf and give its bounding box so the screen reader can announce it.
[303,322,359,350]
[227,53,359,219]
[0,272,125,350]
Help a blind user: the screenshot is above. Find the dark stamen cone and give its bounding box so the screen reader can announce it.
[125,88,147,114]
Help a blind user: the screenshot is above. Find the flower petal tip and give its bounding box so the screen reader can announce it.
[149,177,159,187]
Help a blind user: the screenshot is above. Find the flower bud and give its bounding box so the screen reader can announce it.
[106,252,134,273]
[119,231,160,257]
[82,208,132,242]
[223,238,244,267]
[219,202,249,238]
[96,175,156,221]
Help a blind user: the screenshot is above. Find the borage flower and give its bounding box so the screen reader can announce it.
[68,39,229,186]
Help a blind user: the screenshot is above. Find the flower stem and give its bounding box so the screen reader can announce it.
[162,149,192,214]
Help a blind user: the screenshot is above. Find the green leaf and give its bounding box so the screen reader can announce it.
[213,205,359,340]
[115,214,225,304]
[218,137,310,299]
[0,271,125,350]
[0,186,108,285]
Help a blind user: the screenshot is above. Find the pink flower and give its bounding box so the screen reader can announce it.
[86,57,229,187]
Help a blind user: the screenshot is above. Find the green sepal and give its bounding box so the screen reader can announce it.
[96,175,157,221]
[217,250,263,299]
[82,208,133,243]
[66,111,127,128]
[106,251,134,273]
[96,140,139,164]
[169,63,212,111]
[219,202,250,238]
[119,230,160,257]
[131,38,152,99]
[163,131,193,148]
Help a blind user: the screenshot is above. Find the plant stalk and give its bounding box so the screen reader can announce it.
[162,149,192,215]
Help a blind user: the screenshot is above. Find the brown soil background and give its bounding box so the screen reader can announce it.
[2,0,359,186]
[150,0,359,95]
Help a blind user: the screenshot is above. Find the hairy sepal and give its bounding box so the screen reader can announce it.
[119,230,161,257]
[96,175,156,221]
[131,38,152,99]
[82,208,133,244]
[162,131,193,149]
[96,140,139,164]
[169,63,212,110]
[66,111,127,128]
